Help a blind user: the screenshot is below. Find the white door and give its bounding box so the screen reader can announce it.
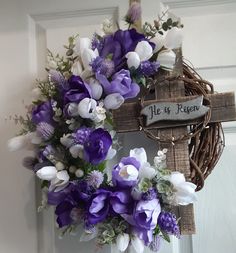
[1,1,236,253]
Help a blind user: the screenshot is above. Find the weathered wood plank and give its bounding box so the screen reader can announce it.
[113,92,236,133]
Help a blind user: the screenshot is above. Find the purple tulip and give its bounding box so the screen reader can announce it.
[112,156,140,188]
[84,128,112,165]
[64,75,91,105]
[32,100,54,125]
[110,190,133,214]
[96,69,140,100]
[87,189,111,225]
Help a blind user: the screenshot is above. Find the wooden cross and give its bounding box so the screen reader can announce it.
[112,0,236,234]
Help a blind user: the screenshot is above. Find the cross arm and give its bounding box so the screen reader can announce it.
[113,92,236,133]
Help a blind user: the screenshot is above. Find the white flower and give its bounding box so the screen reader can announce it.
[80,227,98,242]
[49,170,70,192]
[131,236,144,253]
[130,148,156,180]
[67,103,80,117]
[157,49,176,70]
[69,144,84,159]
[116,233,130,252]
[91,103,106,123]
[168,171,197,205]
[119,163,139,181]
[71,60,83,75]
[126,41,153,69]
[81,48,98,70]
[78,98,97,119]
[28,131,42,145]
[8,135,30,152]
[89,78,103,100]
[36,166,57,181]
[60,134,74,148]
[75,37,91,56]
[105,147,117,160]
[101,18,113,34]
[150,33,165,53]
[104,93,124,109]
[164,27,183,49]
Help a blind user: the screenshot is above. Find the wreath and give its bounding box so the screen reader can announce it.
[8,3,199,253]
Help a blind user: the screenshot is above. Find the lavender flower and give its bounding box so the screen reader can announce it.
[149,235,161,252]
[139,61,160,76]
[90,56,115,78]
[125,1,142,24]
[49,70,68,89]
[87,170,104,188]
[37,122,55,140]
[91,34,104,51]
[157,211,180,238]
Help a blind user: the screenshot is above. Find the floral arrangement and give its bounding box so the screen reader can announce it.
[8,3,197,253]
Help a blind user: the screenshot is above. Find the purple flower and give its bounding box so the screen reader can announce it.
[36,122,55,140]
[49,70,68,89]
[99,29,152,70]
[134,199,161,231]
[84,128,112,165]
[110,190,133,214]
[87,189,111,225]
[32,100,54,125]
[96,69,140,99]
[112,156,140,188]
[91,33,104,52]
[125,2,142,24]
[142,188,158,201]
[157,211,180,238]
[64,75,91,105]
[74,127,92,145]
[90,56,115,78]
[139,61,160,76]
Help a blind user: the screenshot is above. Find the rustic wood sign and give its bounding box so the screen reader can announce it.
[141,96,209,126]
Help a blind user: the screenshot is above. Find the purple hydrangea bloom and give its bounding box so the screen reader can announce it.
[99,29,154,71]
[32,100,54,125]
[87,189,111,225]
[139,61,160,76]
[112,156,140,188]
[63,75,91,105]
[96,69,140,100]
[74,127,92,145]
[90,56,115,78]
[84,128,112,165]
[157,211,180,238]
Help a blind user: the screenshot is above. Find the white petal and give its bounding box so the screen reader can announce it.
[130,148,147,166]
[71,61,83,76]
[104,93,124,110]
[116,233,130,252]
[75,169,84,178]
[69,144,84,159]
[36,166,57,181]
[89,78,103,100]
[135,41,153,61]
[150,34,165,53]
[75,37,91,55]
[81,48,97,70]
[28,131,42,145]
[78,98,97,119]
[139,163,156,180]
[81,69,93,80]
[105,147,117,160]
[169,172,186,186]
[164,27,183,49]
[67,103,79,116]
[60,134,74,148]
[157,49,176,70]
[7,135,28,151]
[126,52,141,69]
[131,236,144,253]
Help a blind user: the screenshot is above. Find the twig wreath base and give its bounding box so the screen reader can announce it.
[138,62,225,191]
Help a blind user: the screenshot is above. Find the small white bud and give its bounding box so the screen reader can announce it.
[75,169,84,178]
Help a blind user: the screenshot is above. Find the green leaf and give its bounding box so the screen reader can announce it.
[158,31,164,35]
[161,230,171,243]
[41,180,49,189]
[162,22,168,31]
[167,18,172,26]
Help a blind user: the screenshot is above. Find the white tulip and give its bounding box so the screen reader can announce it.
[69,144,84,159]
[104,93,124,110]
[139,162,156,180]
[119,164,139,181]
[126,52,141,69]
[157,49,176,70]
[78,98,97,119]
[150,33,165,53]
[8,135,29,152]
[164,27,183,49]
[49,170,70,192]
[36,166,57,181]
[130,148,147,167]
[131,236,144,253]
[168,171,197,205]
[116,233,130,252]
[75,37,91,55]
[71,61,83,76]
[89,78,103,100]
[135,41,153,61]
[81,48,98,70]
